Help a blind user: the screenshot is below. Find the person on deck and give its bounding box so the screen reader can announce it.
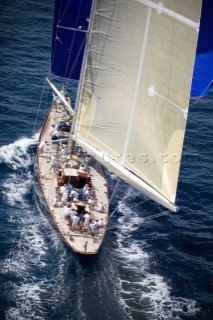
[56,95,63,105]
[49,124,55,137]
[83,212,90,228]
[85,154,93,164]
[52,196,58,207]
[62,190,69,205]
[88,197,95,209]
[97,201,105,213]
[64,204,71,220]
[89,220,99,234]
[70,209,77,220]
[83,188,90,200]
[72,215,80,231]
[60,147,67,156]
[78,164,86,173]
[70,188,79,200]
[61,153,67,163]
[66,183,73,192]
[52,92,58,105]
[50,155,57,172]
[52,129,60,137]
[59,184,66,194]
[98,218,104,227]
[38,140,46,155]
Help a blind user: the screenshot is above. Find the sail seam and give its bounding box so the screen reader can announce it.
[57,25,88,33]
[136,0,199,29]
[153,89,189,114]
[122,6,151,163]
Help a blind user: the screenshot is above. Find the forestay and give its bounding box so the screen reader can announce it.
[75,0,202,211]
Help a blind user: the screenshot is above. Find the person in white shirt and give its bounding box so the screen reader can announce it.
[56,95,63,105]
[97,201,104,213]
[62,190,69,205]
[88,197,95,209]
[50,155,57,171]
[61,153,67,163]
[52,196,58,207]
[93,220,99,229]
[39,140,46,154]
[98,218,104,227]
[53,92,57,103]
[72,215,80,230]
[78,164,86,173]
[49,125,55,137]
[83,184,89,191]
[89,220,99,234]
[84,213,90,228]
[52,129,60,137]
[64,205,71,219]
[70,189,79,199]
[70,209,77,219]
[59,185,66,194]
[85,155,92,164]
[60,147,67,156]
[83,188,90,200]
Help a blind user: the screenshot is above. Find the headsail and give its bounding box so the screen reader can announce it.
[51,0,92,80]
[191,0,213,97]
[75,0,202,211]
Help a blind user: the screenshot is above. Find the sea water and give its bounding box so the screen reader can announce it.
[0,1,212,319]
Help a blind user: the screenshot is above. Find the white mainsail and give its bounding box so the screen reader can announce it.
[75,0,202,211]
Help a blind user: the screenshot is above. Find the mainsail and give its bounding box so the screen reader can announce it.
[74,0,202,211]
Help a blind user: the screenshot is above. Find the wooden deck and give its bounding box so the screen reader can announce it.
[36,102,109,254]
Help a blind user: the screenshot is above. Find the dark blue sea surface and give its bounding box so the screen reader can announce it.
[0,1,212,319]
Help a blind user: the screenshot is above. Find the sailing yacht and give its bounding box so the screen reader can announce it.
[37,0,206,254]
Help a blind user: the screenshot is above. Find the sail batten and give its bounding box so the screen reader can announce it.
[57,25,89,33]
[122,6,151,163]
[136,0,199,29]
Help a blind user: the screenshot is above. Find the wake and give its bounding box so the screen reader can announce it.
[110,200,200,320]
[0,134,39,169]
[0,135,74,320]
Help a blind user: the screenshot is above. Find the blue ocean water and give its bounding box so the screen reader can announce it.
[0,1,212,320]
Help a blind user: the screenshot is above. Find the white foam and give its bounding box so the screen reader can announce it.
[0,133,39,169]
[2,172,33,205]
[0,133,84,319]
[112,201,200,319]
[1,199,69,320]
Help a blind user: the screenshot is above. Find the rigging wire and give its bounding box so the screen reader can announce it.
[32,78,48,137]
[107,187,132,227]
[106,208,171,231]
[64,0,83,79]
[194,81,212,104]
[106,184,172,231]
[30,79,51,162]
[109,179,120,204]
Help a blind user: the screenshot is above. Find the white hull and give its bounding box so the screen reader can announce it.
[36,102,109,254]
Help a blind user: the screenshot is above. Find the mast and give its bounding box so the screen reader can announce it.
[72,0,97,138]
[70,0,97,152]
